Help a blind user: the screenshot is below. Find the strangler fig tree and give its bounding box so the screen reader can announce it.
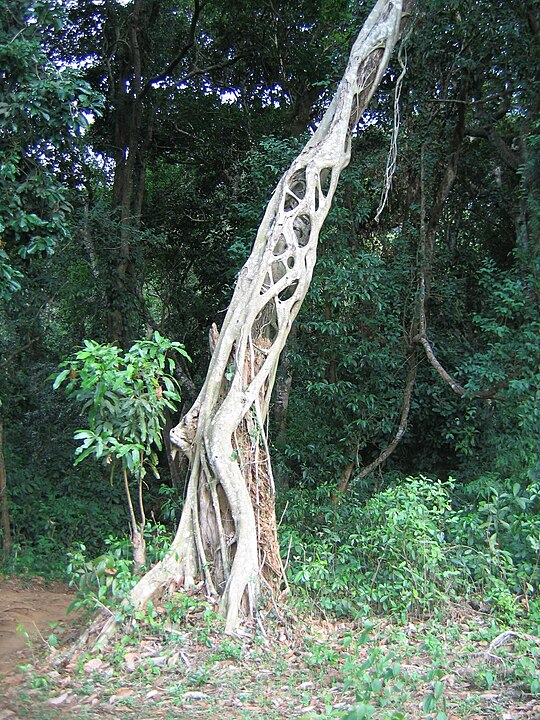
[104,0,414,638]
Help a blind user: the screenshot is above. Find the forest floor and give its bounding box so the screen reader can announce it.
[1,576,539,720]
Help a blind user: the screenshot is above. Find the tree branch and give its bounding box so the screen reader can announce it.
[424,84,467,275]
[414,299,506,399]
[0,337,41,370]
[415,93,506,401]
[465,126,521,171]
[336,349,418,495]
[415,330,466,395]
[139,0,205,98]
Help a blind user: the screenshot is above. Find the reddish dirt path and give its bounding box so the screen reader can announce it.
[0,576,75,676]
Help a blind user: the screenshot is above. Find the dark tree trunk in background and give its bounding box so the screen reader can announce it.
[99,0,207,347]
[105,0,154,347]
[0,415,12,562]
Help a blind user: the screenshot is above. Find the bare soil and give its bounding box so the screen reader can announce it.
[0,574,78,720]
[0,576,75,676]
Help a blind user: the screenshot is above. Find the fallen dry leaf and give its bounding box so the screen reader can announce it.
[83,657,103,673]
[109,688,135,703]
[123,651,139,671]
[48,691,70,705]
[183,690,209,700]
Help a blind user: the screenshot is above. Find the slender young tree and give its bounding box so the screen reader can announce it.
[108,0,414,636]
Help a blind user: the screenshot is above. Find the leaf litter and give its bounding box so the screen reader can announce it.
[1,580,539,719]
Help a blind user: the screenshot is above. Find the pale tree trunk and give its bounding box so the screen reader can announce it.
[117,0,414,636]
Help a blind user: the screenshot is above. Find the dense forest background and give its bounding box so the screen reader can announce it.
[1,0,539,623]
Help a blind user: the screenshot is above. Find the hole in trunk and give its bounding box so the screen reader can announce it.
[254,302,278,342]
[349,92,360,130]
[260,272,272,294]
[273,234,287,256]
[271,260,287,283]
[320,167,332,196]
[278,280,299,302]
[288,167,307,199]
[293,213,311,247]
[284,193,299,211]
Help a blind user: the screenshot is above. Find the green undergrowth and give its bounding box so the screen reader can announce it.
[280,473,540,624]
[4,470,538,643]
[7,469,537,637]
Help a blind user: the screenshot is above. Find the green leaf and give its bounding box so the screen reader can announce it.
[423,694,436,714]
[433,681,444,700]
[52,368,70,389]
[73,446,95,465]
[73,429,93,441]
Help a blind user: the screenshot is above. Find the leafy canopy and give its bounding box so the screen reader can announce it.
[0,0,102,298]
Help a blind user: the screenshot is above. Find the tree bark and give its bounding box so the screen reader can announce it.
[122,0,414,635]
[104,0,148,347]
[0,415,12,562]
[102,1,207,347]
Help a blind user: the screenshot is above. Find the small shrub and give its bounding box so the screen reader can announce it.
[66,522,172,615]
[282,476,461,616]
[355,477,459,614]
[447,475,540,605]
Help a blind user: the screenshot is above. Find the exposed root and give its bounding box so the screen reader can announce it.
[487,630,540,657]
